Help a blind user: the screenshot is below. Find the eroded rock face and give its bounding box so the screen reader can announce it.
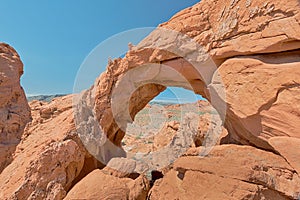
[162,0,300,151]
[214,51,300,150]
[0,43,31,173]
[71,0,300,197]
[75,0,300,164]
[148,145,300,200]
[161,0,300,60]
[0,96,93,199]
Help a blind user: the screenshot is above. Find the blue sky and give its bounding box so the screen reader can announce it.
[0,0,201,100]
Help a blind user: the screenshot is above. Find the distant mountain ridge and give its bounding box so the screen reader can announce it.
[26,94,67,102]
[27,94,200,105]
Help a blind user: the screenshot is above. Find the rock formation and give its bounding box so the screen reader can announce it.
[149,145,300,199]
[0,43,31,173]
[123,101,227,154]
[77,0,300,174]
[72,0,300,198]
[0,96,90,199]
[160,0,300,151]
[65,169,149,200]
[1,0,300,199]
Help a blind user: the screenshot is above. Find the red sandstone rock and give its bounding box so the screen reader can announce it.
[79,0,300,166]
[149,145,300,199]
[269,137,300,176]
[0,96,91,199]
[0,43,31,173]
[64,169,150,200]
[213,52,300,150]
[1,0,300,199]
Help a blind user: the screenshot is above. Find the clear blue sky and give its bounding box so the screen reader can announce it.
[0,0,200,97]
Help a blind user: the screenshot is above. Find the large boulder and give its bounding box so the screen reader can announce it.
[0,43,31,173]
[64,169,150,200]
[148,145,300,199]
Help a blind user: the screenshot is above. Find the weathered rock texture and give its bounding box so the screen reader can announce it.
[161,0,300,60]
[1,0,300,199]
[0,96,97,199]
[76,0,300,169]
[123,101,227,154]
[161,0,300,151]
[71,0,300,198]
[148,145,300,200]
[216,52,300,150]
[0,43,31,173]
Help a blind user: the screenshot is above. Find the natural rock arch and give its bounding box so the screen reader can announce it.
[74,0,300,174]
[74,28,227,164]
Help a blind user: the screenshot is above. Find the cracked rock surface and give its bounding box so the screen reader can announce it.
[148,145,300,200]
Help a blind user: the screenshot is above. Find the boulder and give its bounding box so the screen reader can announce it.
[64,169,150,200]
[148,145,300,199]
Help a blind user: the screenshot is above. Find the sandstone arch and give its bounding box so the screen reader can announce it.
[0,0,299,199]
[74,0,300,173]
[74,27,227,164]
